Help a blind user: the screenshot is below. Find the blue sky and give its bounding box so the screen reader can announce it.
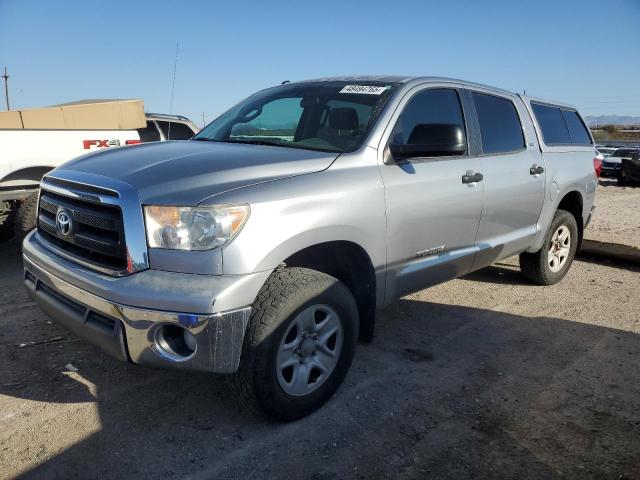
[1,0,639,126]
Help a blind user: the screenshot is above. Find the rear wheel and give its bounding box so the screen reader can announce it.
[520,209,578,285]
[232,267,358,421]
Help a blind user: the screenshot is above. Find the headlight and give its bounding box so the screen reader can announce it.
[143,204,249,250]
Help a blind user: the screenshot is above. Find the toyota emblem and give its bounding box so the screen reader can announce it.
[56,210,72,236]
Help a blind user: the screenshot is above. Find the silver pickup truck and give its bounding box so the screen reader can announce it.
[22,76,598,420]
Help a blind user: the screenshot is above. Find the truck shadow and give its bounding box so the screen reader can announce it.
[2,254,639,479]
[461,263,530,286]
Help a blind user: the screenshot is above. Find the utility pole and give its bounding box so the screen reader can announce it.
[2,67,10,111]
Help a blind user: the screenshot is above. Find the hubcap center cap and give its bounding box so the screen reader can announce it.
[299,337,316,357]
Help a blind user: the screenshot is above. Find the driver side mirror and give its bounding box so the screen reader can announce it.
[388,123,466,162]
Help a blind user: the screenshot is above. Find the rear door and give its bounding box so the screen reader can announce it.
[379,85,484,302]
[467,90,545,268]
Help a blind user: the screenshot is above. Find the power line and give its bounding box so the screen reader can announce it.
[2,67,9,111]
[168,43,179,139]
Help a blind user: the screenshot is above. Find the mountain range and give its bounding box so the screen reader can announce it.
[584,115,640,126]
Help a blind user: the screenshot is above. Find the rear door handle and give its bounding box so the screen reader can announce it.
[462,171,483,184]
[530,165,544,175]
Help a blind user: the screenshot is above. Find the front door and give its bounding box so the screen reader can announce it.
[379,86,484,303]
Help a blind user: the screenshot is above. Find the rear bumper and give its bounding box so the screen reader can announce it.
[22,231,271,373]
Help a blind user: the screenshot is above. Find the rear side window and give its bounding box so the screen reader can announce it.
[157,121,195,140]
[531,103,570,144]
[531,103,592,146]
[390,88,466,153]
[472,92,524,154]
[137,121,161,142]
[561,110,592,145]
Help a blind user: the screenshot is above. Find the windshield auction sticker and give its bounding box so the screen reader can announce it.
[339,85,389,95]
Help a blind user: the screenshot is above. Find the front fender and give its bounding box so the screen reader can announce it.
[214,158,387,277]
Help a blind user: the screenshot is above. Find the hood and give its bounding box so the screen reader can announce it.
[61,140,338,205]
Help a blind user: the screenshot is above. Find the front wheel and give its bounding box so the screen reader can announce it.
[232,267,358,421]
[520,209,579,285]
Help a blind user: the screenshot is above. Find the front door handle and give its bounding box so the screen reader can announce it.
[462,171,484,184]
[530,165,544,175]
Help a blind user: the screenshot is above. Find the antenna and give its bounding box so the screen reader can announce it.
[168,44,179,139]
[2,67,10,111]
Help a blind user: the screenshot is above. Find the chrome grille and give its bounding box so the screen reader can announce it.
[37,188,127,270]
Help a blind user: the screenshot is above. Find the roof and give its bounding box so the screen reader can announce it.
[289,75,516,96]
[288,75,578,110]
[146,112,192,122]
[50,99,134,107]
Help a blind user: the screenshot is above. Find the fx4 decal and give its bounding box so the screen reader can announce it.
[83,139,121,149]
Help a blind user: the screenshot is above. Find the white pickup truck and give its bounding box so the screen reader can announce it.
[0,100,198,238]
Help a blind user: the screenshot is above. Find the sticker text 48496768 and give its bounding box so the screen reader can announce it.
[339,85,389,95]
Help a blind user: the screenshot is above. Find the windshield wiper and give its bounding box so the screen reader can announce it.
[224,139,287,148]
[192,138,284,148]
[192,137,338,153]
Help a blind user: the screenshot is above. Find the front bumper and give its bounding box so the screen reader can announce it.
[601,163,621,177]
[23,231,271,373]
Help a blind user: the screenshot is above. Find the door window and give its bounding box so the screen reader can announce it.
[389,88,467,157]
[472,92,525,154]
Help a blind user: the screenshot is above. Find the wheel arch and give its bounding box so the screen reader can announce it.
[556,190,584,248]
[527,187,586,254]
[1,166,54,185]
[282,240,377,342]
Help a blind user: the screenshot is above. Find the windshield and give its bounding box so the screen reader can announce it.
[194,81,398,153]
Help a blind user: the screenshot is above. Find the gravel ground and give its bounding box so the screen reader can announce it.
[1,234,639,479]
[586,180,640,247]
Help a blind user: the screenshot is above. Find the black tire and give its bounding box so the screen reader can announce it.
[519,209,579,285]
[231,267,359,421]
[13,191,39,244]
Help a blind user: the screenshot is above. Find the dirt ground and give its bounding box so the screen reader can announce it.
[586,179,640,247]
[1,183,639,480]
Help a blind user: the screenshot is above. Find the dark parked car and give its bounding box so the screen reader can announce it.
[601,148,640,178]
[619,150,640,186]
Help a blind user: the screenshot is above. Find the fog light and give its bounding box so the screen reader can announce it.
[154,324,197,361]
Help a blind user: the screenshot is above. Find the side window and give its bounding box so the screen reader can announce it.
[530,103,571,145]
[137,121,161,142]
[390,88,467,156]
[561,110,592,145]
[156,121,195,140]
[472,92,525,154]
